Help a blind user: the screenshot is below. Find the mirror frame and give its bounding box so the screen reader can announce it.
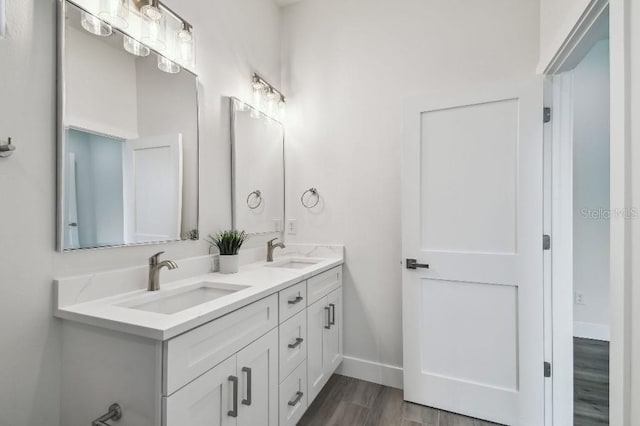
[229,97,285,235]
[56,0,201,252]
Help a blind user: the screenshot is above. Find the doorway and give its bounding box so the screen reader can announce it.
[544,5,611,425]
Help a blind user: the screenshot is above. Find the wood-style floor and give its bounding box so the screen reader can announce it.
[298,374,501,426]
[574,337,609,425]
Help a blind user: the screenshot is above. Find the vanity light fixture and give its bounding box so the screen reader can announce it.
[251,73,286,119]
[176,22,195,65]
[98,0,129,29]
[81,11,112,37]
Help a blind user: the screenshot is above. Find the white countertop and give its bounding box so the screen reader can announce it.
[55,252,343,341]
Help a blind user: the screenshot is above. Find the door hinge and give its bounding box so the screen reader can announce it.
[543,107,551,123]
[544,362,552,378]
[543,235,551,250]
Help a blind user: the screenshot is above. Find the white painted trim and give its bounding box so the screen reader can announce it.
[549,71,575,426]
[0,0,5,37]
[537,0,609,74]
[335,356,404,390]
[574,321,611,341]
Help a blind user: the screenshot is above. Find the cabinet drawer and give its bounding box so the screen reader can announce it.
[279,310,307,382]
[163,294,278,395]
[278,281,307,323]
[307,266,342,305]
[279,360,307,426]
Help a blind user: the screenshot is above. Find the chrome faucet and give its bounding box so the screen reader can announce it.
[148,251,178,291]
[267,238,286,262]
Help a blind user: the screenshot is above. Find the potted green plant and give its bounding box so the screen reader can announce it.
[207,230,248,274]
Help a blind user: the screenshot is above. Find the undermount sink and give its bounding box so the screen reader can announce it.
[266,259,320,269]
[118,282,249,315]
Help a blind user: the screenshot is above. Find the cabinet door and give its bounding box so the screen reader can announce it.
[324,287,343,374]
[307,296,329,404]
[237,329,279,426]
[163,356,237,426]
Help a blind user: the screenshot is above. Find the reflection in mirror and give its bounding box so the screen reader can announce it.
[59,1,199,251]
[231,98,284,235]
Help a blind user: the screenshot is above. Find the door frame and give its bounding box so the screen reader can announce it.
[538,0,631,424]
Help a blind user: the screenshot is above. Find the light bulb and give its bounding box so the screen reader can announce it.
[140,0,162,21]
[141,12,166,51]
[81,11,112,37]
[124,36,150,56]
[158,56,180,73]
[98,0,129,29]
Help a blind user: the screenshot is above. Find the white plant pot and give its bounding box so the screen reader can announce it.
[219,254,239,274]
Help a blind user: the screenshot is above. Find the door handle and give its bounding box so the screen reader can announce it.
[406,258,429,269]
[228,375,238,417]
[68,222,78,227]
[329,303,336,326]
[324,306,331,329]
[288,295,304,305]
[288,391,304,406]
[241,367,252,406]
[288,337,304,349]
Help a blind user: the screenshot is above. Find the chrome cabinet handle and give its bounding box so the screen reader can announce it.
[324,306,331,329]
[406,258,430,269]
[228,375,238,417]
[288,295,304,305]
[242,367,252,406]
[288,337,304,349]
[288,391,304,406]
[329,303,336,326]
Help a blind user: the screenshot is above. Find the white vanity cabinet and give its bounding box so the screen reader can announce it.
[59,265,343,426]
[164,328,279,426]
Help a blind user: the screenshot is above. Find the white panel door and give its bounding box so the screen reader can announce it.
[123,134,183,243]
[402,79,543,425]
[307,296,329,404]
[163,355,237,426]
[237,329,278,426]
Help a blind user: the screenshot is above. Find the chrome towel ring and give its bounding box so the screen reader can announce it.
[301,188,320,208]
[247,190,263,209]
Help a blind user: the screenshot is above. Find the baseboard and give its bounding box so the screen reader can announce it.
[335,355,404,389]
[574,321,610,341]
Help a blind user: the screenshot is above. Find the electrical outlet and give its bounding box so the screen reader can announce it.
[574,291,585,305]
[287,219,297,235]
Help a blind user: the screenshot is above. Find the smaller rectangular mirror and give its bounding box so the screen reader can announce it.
[231,98,285,234]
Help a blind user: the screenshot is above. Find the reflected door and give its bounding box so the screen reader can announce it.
[123,134,183,243]
[401,79,544,425]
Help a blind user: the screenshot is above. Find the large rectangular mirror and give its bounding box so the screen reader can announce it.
[58,1,199,251]
[231,98,284,235]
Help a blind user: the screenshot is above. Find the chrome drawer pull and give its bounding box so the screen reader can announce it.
[288,337,304,349]
[288,391,304,406]
[288,295,304,305]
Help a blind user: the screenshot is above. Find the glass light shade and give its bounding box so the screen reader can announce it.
[98,0,129,29]
[141,13,166,51]
[157,56,180,74]
[177,29,195,67]
[124,35,150,56]
[81,11,112,37]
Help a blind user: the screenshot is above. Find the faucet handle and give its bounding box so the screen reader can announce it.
[149,251,165,265]
[267,238,278,245]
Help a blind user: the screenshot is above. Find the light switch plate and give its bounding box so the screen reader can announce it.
[287,219,297,235]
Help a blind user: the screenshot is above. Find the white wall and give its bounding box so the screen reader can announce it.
[572,39,610,340]
[281,0,540,380]
[0,0,281,425]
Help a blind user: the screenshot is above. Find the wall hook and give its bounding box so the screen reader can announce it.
[0,137,15,158]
